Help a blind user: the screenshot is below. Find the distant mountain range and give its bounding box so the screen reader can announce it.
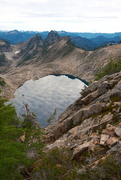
[1,30,121,74]
[0,30,121,50]
[0,31,75,68]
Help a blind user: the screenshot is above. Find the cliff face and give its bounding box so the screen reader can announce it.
[45,72,121,166]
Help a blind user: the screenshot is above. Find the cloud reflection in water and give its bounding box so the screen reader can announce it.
[10,75,86,127]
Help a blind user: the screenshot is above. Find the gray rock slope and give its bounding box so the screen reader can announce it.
[45,72,121,163]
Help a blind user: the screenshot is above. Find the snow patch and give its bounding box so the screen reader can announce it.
[15,51,20,54]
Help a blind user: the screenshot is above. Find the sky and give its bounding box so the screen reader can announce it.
[0,0,121,33]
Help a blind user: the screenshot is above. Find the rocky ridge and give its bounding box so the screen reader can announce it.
[45,72,121,169]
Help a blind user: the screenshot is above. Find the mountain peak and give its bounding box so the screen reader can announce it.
[31,33,43,41]
[49,30,59,36]
[44,30,60,46]
[8,30,19,34]
[26,33,43,46]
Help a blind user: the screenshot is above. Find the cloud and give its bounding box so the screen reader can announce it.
[0,0,121,32]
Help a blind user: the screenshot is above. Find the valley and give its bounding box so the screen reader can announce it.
[1,31,121,99]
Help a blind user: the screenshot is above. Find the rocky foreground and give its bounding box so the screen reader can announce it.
[45,72,121,170]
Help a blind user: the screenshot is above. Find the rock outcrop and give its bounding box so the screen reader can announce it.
[0,39,12,68]
[0,39,11,52]
[45,72,121,164]
[44,30,60,47]
[14,33,43,64]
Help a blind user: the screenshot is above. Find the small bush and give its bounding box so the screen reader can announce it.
[0,77,6,86]
[32,147,79,180]
[78,153,121,180]
[95,58,121,80]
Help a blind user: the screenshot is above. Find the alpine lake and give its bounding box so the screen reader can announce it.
[9,74,88,127]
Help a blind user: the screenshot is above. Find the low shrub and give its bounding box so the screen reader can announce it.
[95,58,121,80]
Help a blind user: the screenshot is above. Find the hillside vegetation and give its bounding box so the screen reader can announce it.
[0,90,44,179]
[95,58,121,80]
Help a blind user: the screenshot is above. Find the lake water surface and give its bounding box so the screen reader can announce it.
[10,75,87,127]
